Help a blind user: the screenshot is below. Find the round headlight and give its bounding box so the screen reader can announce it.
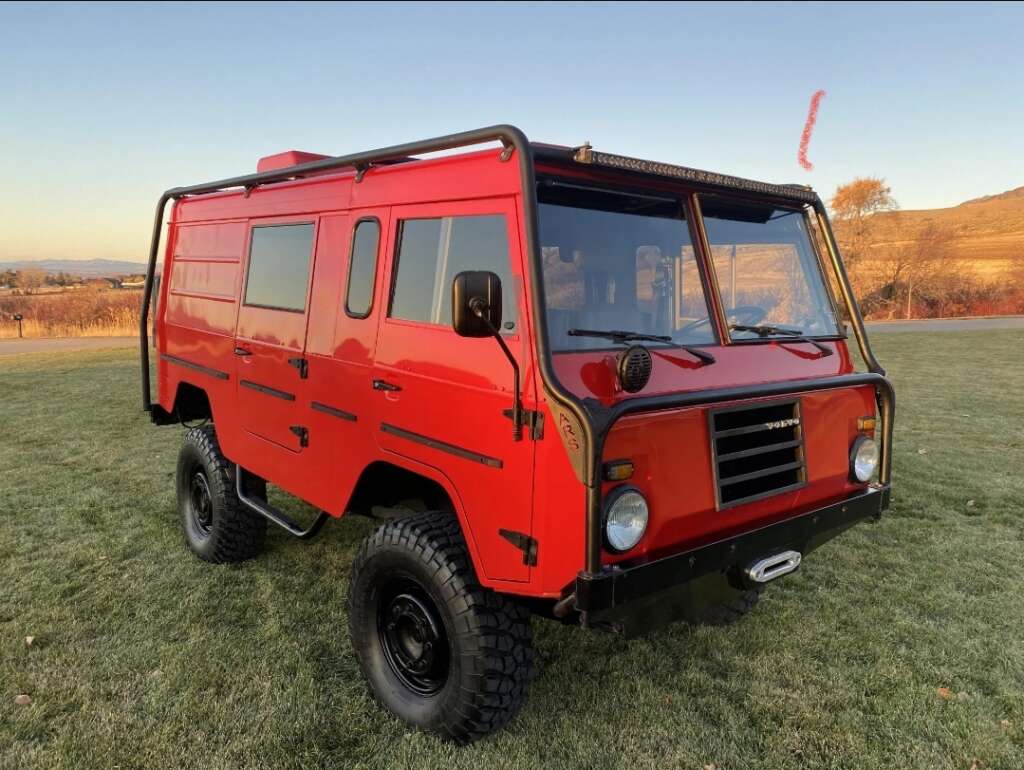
[604,487,649,553]
[851,437,879,482]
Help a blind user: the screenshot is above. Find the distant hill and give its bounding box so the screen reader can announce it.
[854,186,1024,278]
[0,259,151,278]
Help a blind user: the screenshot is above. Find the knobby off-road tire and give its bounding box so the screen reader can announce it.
[699,586,764,626]
[176,426,268,563]
[347,510,534,743]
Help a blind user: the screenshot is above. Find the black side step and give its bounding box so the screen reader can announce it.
[235,465,329,540]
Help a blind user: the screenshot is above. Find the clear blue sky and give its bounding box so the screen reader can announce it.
[2,1,1022,261]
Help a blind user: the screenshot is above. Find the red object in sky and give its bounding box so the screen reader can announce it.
[798,89,827,171]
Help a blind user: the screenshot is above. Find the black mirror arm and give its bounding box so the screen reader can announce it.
[471,298,523,441]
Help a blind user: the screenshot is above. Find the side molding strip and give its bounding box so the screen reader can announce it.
[240,380,295,402]
[311,401,357,422]
[380,423,503,469]
[161,354,229,381]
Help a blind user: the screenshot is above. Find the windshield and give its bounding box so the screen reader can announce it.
[699,195,840,339]
[538,181,716,352]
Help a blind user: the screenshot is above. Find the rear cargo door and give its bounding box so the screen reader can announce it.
[234,218,318,452]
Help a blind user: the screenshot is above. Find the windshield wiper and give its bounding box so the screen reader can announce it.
[567,328,716,365]
[730,324,833,357]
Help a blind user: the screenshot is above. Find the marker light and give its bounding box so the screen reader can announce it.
[603,460,635,482]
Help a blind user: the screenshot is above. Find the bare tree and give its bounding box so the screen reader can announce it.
[903,223,953,318]
[18,268,47,294]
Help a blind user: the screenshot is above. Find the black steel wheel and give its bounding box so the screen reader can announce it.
[348,510,533,743]
[187,469,214,538]
[378,580,450,696]
[176,426,268,563]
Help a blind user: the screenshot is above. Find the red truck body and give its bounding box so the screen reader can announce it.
[147,130,892,605]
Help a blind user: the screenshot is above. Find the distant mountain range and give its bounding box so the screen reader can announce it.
[0,259,151,278]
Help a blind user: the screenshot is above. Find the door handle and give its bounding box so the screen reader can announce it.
[372,379,402,392]
[234,346,252,356]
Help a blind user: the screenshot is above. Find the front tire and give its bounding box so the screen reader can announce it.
[176,426,268,563]
[347,511,533,743]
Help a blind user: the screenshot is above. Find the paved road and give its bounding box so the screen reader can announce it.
[0,336,137,356]
[865,316,1024,333]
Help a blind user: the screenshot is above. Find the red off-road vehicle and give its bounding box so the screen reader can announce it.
[140,125,893,742]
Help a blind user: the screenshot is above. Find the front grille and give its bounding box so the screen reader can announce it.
[709,399,806,509]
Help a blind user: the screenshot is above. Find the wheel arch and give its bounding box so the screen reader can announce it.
[345,457,499,584]
[162,380,214,424]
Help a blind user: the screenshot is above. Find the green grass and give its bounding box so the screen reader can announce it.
[2,332,1023,770]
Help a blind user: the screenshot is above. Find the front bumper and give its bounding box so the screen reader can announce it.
[574,484,890,634]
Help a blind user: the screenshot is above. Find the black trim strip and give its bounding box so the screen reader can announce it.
[161,354,229,381]
[311,401,357,422]
[240,380,295,401]
[380,423,503,468]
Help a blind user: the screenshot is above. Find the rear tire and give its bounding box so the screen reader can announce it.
[699,586,764,626]
[176,426,268,563]
[347,510,533,743]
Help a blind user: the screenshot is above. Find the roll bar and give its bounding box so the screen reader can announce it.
[139,124,893,579]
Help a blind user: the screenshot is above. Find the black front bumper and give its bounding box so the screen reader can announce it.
[574,485,890,634]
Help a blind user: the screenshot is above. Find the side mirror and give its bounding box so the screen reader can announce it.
[451,270,502,338]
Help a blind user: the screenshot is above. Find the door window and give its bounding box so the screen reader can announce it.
[345,219,380,318]
[389,215,517,331]
[243,223,315,312]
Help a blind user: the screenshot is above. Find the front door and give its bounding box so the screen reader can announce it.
[371,198,536,582]
[234,218,318,452]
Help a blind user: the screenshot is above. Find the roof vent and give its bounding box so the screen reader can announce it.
[257,150,330,174]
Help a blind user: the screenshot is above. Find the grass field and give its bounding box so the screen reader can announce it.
[2,331,1023,769]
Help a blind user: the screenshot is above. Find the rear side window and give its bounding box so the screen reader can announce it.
[346,219,380,318]
[243,223,315,312]
[389,215,517,331]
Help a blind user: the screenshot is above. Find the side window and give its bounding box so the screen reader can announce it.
[243,223,315,312]
[389,215,517,331]
[345,219,380,318]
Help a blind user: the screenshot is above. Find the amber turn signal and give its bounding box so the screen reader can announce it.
[857,416,877,433]
[603,460,635,482]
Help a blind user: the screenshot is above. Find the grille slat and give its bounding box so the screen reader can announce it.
[716,438,802,462]
[709,399,806,509]
[718,460,804,487]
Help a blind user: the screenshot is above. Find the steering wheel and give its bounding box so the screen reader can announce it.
[725,305,768,326]
[675,305,768,337]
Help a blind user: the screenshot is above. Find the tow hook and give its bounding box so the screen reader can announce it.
[744,550,802,584]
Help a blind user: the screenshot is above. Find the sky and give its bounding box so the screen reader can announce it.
[2,1,1023,262]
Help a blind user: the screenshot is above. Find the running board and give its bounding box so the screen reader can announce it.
[235,465,329,540]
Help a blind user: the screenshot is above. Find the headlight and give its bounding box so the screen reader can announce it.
[850,437,879,482]
[604,486,649,553]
